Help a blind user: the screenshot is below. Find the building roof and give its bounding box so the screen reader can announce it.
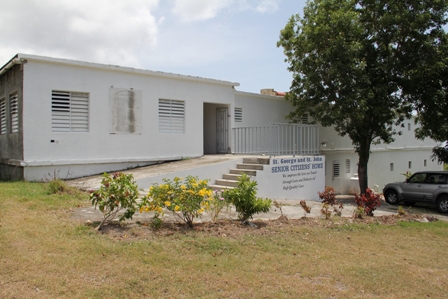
[0,53,240,87]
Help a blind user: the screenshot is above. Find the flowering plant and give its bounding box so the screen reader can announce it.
[90,172,139,230]
[209,190,229,221]
[400,170,413,179]
[139,176,212,228]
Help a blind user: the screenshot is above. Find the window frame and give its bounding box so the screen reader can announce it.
[51,90,89,132]
[158,99,185,134]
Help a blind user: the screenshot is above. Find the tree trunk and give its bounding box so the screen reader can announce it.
[357,140,371,194]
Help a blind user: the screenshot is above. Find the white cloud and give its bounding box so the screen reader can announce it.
[171,0,232,22]
[171,0,281,23]
[256,0,281,13]
[0,0,160,67]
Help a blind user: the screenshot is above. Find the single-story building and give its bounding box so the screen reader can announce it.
[0,53,442,193]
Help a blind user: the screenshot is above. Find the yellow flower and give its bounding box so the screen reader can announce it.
[181,185,186,190]
[198,208,204,214]
[165,201,171,207]
[174,205,180,211]
[157,207,163,213]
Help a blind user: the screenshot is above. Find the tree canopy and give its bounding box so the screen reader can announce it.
[278,0,448,192]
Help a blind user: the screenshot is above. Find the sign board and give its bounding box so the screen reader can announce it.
[255,155,325,201]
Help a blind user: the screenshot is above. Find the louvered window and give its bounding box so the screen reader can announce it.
[10,93,19,133]
[52,90,89,132]
[333,161,340,177]
[158,99,185,133]
[234,107,242,122]
[301,113,308,124]
[0,98,6,134]
[345,159,350,173]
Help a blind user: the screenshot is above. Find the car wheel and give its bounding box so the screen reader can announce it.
[385,190,399,205]
[403,201,416,207]
[437,195,448,213]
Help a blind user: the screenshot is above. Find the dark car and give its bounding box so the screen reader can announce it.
[383,171,448,213]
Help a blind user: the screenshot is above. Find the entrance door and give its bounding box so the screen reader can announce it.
[216,108,228,154]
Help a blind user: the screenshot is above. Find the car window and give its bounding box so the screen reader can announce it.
[408,173,426,183]
[438,175,447,184]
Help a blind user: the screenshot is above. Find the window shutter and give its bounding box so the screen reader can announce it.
[10,93,19,133]
[159,99,185,133]
[0,99,6,135]
[234,107,242,122]
[52,91,88,132]
[333,161,340,177]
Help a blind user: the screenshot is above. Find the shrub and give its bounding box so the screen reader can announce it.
[318,186,336,205]
[318,186,343,218]
[353,206,365,219]
[90,172,139,230]
[209,190,230,221]
[354,188,381,216]
[223,174,272,222]
[139,176,212,228]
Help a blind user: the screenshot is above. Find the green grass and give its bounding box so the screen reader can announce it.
[1,181,448,298]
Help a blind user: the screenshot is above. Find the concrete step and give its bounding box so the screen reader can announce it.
[209,184,234,191]
[222,173,247,180]
[236,163,264,171]
[215,179,239,187]
[243,157,270,165]
[229,169,257,176]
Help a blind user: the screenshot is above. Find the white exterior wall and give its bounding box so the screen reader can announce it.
[320,120,442,194]
[20,56,236,180]
[233,91,292,127]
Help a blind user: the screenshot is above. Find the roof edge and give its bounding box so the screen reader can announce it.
[3,53,240,87]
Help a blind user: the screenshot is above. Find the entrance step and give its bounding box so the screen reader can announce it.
[211,157,270,191]
[236,163,264,171]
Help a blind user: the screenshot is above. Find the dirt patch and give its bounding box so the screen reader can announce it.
[89,213,439,242]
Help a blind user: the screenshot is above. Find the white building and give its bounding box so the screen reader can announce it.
[0,54,442,193]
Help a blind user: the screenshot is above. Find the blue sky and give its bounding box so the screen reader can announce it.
[0,0,307,94]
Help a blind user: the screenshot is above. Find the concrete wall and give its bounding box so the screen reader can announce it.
[233,91,292,127]
[0,64,24,180]
[19,57,235,180]
[323,149,442,194]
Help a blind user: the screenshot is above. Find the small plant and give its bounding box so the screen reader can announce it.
[318,186,343,217]
[320,203,332,219]
[354,188,381,217]
[150,215,163,229]
[139,176,212,228]
[299,200,311,215]
[353,206,365,219]
[397,206,408,216]
[318,186,336,205]
[223,174,272,223]
[273,200,284,216]
[209,190,230,221]
[90,172,140,230]
[400,170,413,179]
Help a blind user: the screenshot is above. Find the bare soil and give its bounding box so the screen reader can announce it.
[92,213,439,242]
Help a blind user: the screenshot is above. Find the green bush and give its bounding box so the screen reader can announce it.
[223,174,271,222]
[90,172,139,230]
[139,176,213,228]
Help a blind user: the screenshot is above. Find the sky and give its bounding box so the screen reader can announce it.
[0,0,307,94]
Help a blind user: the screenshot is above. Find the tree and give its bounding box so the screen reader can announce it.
[278,0,448,193]
[413,33,448,163]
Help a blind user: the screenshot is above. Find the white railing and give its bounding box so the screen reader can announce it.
[232,123,320,156]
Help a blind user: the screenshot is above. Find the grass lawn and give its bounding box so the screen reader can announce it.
[1,181,448,298]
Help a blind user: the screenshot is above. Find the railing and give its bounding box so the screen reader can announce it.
[232,123,320,156]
